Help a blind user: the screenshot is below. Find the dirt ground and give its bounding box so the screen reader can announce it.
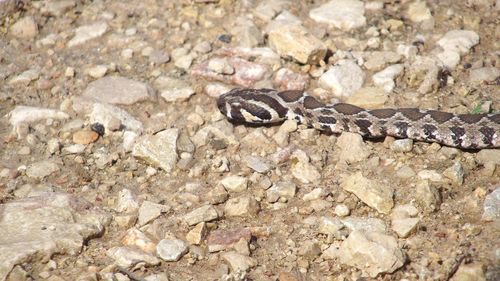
[0,0,499,280]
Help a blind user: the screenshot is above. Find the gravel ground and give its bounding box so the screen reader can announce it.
[0,0,499,280]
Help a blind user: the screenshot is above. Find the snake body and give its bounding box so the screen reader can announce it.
[217,88,500,149]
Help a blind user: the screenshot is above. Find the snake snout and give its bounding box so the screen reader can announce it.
[217,94,228,116]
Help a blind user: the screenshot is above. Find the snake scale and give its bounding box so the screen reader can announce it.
[217,88,500,149]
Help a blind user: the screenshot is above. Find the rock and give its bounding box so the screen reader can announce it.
[297,240,321,258]
[268,24,327,64]
[63,144,86,154]
[309,0,366,31]
[337,230,405,277]
[82,76,154,105]
[8,69,40,85]
[334,204,350,217]
[207,228,252,252]
[89,102,143,133]
[207,58,235,75]
[274,68,309,91]
[267,181,297,202]
[154,76,195,102]
[132,129,179,172]
[482,187,500,221]
[346,87,388,109]
[437,30,479,55]
[414,180,441,213]
[418,169,443,182]
[186,222,208,245]
[468,67,500,85]
[114,188,139,213]
[221,252,256,272]
[174,54,193,70]
[303,188,324,201]
[184,205,219,226]
[450,263,486,281]
[230,17,264,47]
[476,149,500,165]
[121,228,156,254]
[68,22,108,47]
[107,247,160,268]
[318,217,345,236]
[407,1,433,23]
[391,218,419,238]
[340,217,387,233]
[156,239,189,262]
[9,16,38,39]
[7,106,69,137]
[437,51,461,69]
[72,130,99,144]
[319,60,365,97]
[220,175,248,192]
[336,132,371,163]
[372,64,404,93]
[407,56,440,94]
[41,0,76,17]
[86,65,107,78]
[364,51,402,71]
[191,57,269,87]
[273,120,298,146]
[224,196,260,217]
[137,201,171,226]
[0,193,111,279]
[243,155,271,173]
[26,160,60,179]
[443,162,465,185]
[390,139,414,152]
[342,172,394,214]
[291,160,321,184]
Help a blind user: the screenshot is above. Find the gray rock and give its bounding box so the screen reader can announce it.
[291,159,321,184]
[26,160,60,179]
[107,247,160,268]
[267,181,297,202]
[184,205,219,226]
[298,240,321,258]
[156,239,189,262]
[342,172,394,214]
[221,251,256,272]
[132,129,179,172]
[243,155,271,173]
[319,60,365,97]
[0,193,111,280]
[476,149,500,165]
[137,201,171,226]
[309,0,366,31]
[372,64,404,93]
[318,217,345,236]
[482,187,500,221]
[224,195,260,217]
[364,51,402,71]
[114,189,139,213]
[268,24,327,64]
[338,230,405,277]
[83,76,154,105]
[390,139,414,152]
[391,218,420,238]
[68,22,108,47]
[469,67,500,85]
[414,180,441,213]
[230,17,264,48]
[443,162,465,185]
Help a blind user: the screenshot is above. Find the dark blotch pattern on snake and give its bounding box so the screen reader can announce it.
[217,88,499,149]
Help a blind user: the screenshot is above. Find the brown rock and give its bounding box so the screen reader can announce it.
[73,130,99,144]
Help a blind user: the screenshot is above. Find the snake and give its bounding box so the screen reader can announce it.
[217,88,500,149]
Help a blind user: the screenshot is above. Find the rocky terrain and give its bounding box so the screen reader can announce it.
[0,0,499,280]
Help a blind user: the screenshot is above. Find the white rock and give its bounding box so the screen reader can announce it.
[303,188,324,201]
[437,51,461,69]
[138,201,171,226]
[338,230,405,277]
[156,239,189,262]
[86,65,108,78]
[414,180,441,213]
[8,69,40,85]
[114,189,140,213]
[267,181,297,201]
[443,162,465,185]
[224,196,260,217]
[121,228,156,254]
[155,77,195,102]
[26,160,60,179]
[291,160,321,184]
[243,155,271,173]
[318,217,345,236]
[336,132,371,163]
[268,24,327,64]
[407,1,433,22]
[220,175,248,192]
[221,251,256,272]
[7,106,69,137]
[309,0,366,31]
[68,22,108,47]
[340,217,387,233]
[342,172,394,214]
[107,247,160,268]
[319,60,365,97]
[273,120,297,146]
[469,67,500,85]
[334,204,350,217]
[174,54,193,70]
[89,102,143,133]
[372,64,404,93]
[62,144,86,154]
[9,16,38,39]
[390,139,414,152]
[437,30,479,55]
[184,205,219,226]
[391,218,420,238]
[207,57,235,75]
[132,129,179,172]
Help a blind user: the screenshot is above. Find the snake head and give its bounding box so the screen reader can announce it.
[217,88,286,124]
